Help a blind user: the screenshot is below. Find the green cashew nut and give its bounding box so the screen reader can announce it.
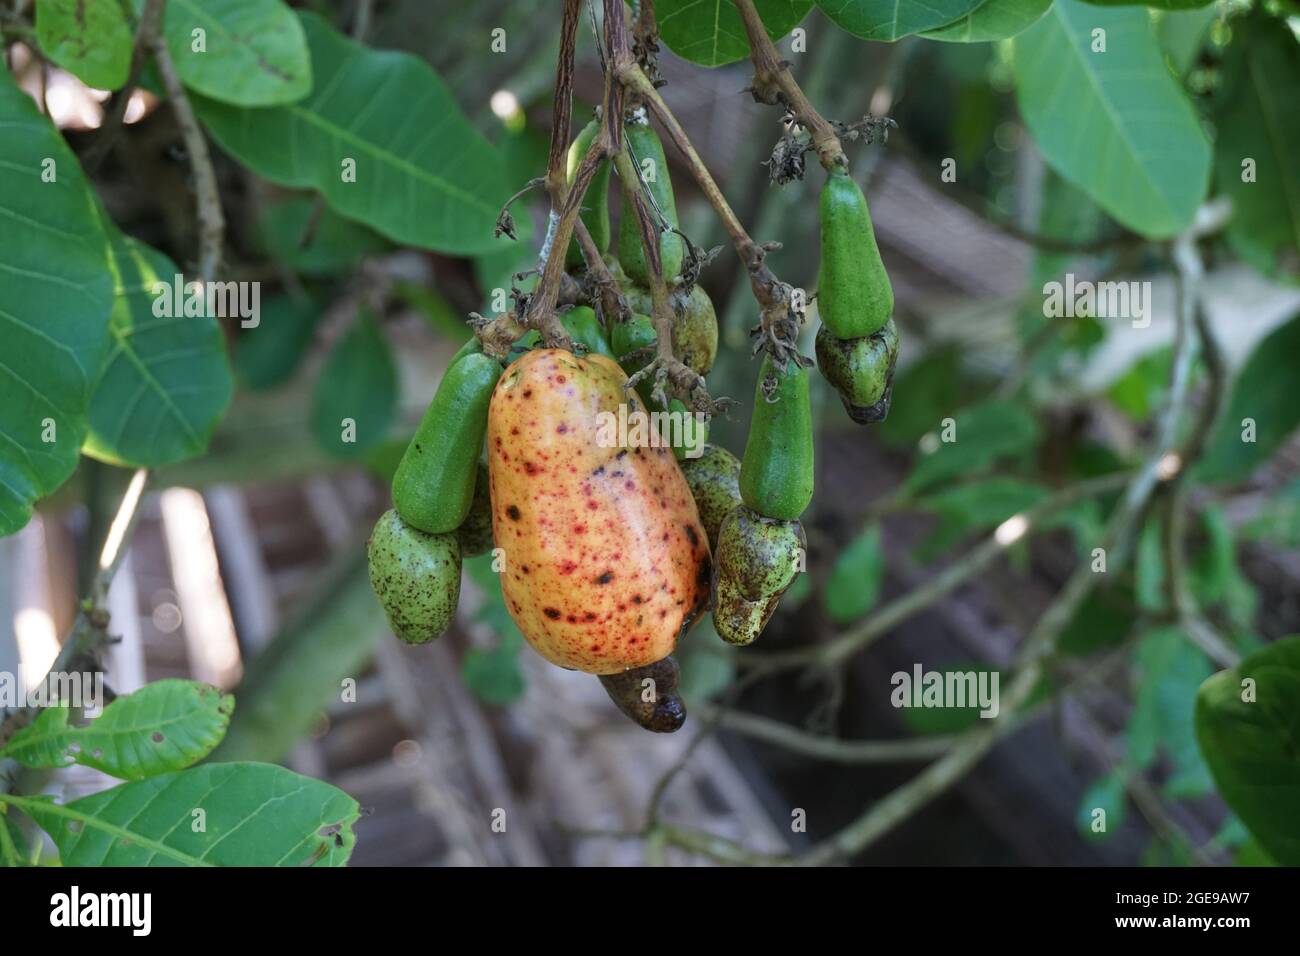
[624,283,719,377]
[739,354,814,521]
[712,505,805,646]
[392,351,501,533]
[367,509,462,645]
[565,117,612,269]
[815,318,900,425]
[618,121,683,285]
[818,168,893,339]
[680,443,741,551]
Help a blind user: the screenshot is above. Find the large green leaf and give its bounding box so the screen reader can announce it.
[146,0,311,106]
[904,400,1039,493]
[1011,0,1210,238]
[914,477,1049,557]
[816,0,987,42]
[256,196,390,276]
[0,69,114,536]
[35,0,133,90]
[1213,14,1300,283]
[1196,310,1300,483]
[824,524,884,623]
[0,680,232,780]
[1196,635,1300,866]
[82,232,232,467]
[657,0,813,67]
[1126,627,1214,798]
[234,293,320,390]
[192,12,513,256]
[18,761,359,866]
[310,311,397,458]
[923,0,1051,43]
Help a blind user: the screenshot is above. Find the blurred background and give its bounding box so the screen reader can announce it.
[2,0,1298,865]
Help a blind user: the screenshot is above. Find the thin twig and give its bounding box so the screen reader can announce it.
[150,30,224,285]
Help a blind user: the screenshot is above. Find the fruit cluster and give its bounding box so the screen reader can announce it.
[367,117,897,730]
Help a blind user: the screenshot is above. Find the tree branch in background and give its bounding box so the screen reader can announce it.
[150,30,224,285]
[0,470,150,796]
[733,0,846,172]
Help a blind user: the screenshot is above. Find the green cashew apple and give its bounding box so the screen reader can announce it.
[393,352,501,533]
[818,168,893,339]
[739,353,814,521]
[712,505,805,646]
[618,120,683,285]
[815,318,899,424]
[368,509,462,644]
[623,283,718,377]
[565,117,612,270]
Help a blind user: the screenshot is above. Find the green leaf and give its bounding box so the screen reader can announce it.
[146,0,311,106]
[1212,13,1300,283]
[824,525,884,623]
[192,12,514,256]
[657,0,812,67]
[1077,770,1127,841]
[922,0,1051,43]
[1196,635,1300,866]
[1011,0,1210,238]
[1189,504,1257,629]
[35,0,133,90]
[877,347,966,448]
[1,810,30,867]
[1157,4,1219,76]
[1058,586,1136,656]
[310,311,396,458]
[1077,0,1216,8]
[18,761,359,866]
[904,400,1039,493]
[1238,478,1300,548]
[256,196,390,276]
[1235,837,1277,867]
[82,232,233,467]
[816,0,987,42]
[0,679,233,780]
[234,294,320,390]
[914,477,1048,557]
[1134,521,1165,613]
[1106,347,1171,419]
[0,68,114,536]
[1126,627,1214,798]
[1196,310,1300,483]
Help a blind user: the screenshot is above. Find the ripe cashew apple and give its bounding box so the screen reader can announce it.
[487,348,711,674]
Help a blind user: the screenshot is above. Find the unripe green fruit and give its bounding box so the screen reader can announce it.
[818,168,893,338]
[713,506,805,646]
[565,118,611,270]
[739,354,814,521]
[510,307,617,362]
[607,311,660,409]
[679,443,741,551]
[457,462,494,557]
[623,283,718,378]
[367,509,462,644]
[666,398,708,461]
[393,352,501,533]
[618,121,683,285]
[815,318,899,425]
